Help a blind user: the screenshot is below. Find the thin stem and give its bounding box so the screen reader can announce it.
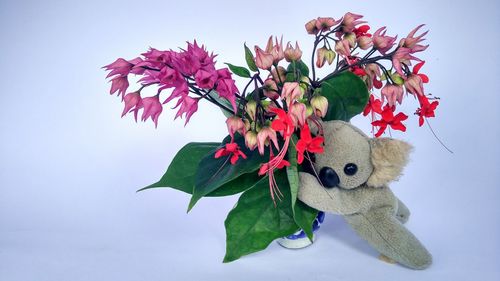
[425,119,454,154]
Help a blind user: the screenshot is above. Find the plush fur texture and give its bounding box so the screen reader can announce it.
[297,120,432,270]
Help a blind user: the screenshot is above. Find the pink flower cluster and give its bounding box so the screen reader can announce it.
[103,41,239,127]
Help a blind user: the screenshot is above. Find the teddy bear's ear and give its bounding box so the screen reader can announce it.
[366,138,413,188]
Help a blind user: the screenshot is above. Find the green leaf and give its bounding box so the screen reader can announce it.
[286,134,317,240]
[206,172,262,196]
[321,71,370,121]
[207,90,236,118]
[188,135,268,211]
[244,44,258,72]
[225,63,251,78]
[138,142,220,193]
[223,171,299,263]
[286,60,310,82]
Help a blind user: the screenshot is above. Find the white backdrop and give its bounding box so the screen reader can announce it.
[1,0,499,280]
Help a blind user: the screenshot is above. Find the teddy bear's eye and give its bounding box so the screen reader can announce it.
[344,163,358,176]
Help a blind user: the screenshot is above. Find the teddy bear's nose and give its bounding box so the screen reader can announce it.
[319,167,340,188]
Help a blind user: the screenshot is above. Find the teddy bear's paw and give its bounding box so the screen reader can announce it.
[379,254,397,264]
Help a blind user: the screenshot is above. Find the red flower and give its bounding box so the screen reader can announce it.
[258,156,290,176]
[271,108,295,137]
[363,94,383,116]
[371,106,408,137]
[214,142,247,165]
[353,24,371,37]
[296,123,324,164]
[415,95,439,127]
[412,61,429,83]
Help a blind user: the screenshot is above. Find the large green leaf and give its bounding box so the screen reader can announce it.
[225,63,251,78]
[188,135,268,211]
[139,142,261,197]
[321,71,369,121]
[223,171,299,263]
[286,135,318,240]
[138,142,219,193]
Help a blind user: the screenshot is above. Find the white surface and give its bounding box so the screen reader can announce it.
[1,0,499,280]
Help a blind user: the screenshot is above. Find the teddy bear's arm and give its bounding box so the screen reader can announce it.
[345,206,432,270]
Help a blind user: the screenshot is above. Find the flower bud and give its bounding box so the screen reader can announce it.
[344,32,357,48]
[254,46,274,70]
[245,100,257,120]
[357,35,373,50]
[310,95,329,118]
[226,116,246,138]
[391,73,405,85]
[316,47,328,68]
[335,39,351,57]
[305,105,314,118]
[284,42,303,62]
[289,102,307,127]
[305,19,319,35]
[263,78,279,100]
[281,82,303,102]
[244,131,258,150]
[325,50,336,65]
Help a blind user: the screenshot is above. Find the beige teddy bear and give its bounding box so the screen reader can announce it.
[298,120,432,270]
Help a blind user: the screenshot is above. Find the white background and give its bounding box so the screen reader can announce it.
[1,0,499,280]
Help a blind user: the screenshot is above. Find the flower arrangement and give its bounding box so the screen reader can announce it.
[103,12,440,262]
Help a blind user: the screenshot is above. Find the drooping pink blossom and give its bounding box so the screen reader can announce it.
[265,36,285,64]
[109,76,129,97]
[392,47,422,78]
[289,102,307,127]
[404,74,425,97]
[216,78,239,113]
[372,27,397,55]
[334,39,351,57]
[174,96,199,125]
[104,58,134,78]
[121,92,143,121]
[163,80,189,104]
[257,127,279,155]
[216,68,232,79]
[263,78,279,100]
[226,116,246,138]
[381,84,404,107]
[305,19,319,35]
[281,82,302,103]
[141,95,163,127]
[400,24,429,51]
[315,17,338,32]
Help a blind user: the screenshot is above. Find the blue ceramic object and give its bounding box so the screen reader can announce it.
[277,211,325,249]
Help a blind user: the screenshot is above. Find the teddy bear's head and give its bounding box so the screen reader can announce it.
[311,120,412,190]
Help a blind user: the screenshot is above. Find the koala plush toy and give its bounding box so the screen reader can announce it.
[298,120,432,270]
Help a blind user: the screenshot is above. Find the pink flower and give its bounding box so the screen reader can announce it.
[174,96,199,125]
[157,66,183,91]
[257,127,278,155]
[281,82,302,102]
[315,17,337,32]
[163,80,189,104]
[289,102,307,127]
[305,19,319,35]
[381,84,404,107]
[392,47,422,78]
[217,68,232,79]
[357,35,373,50]
[141,95,163,127]
[316,47,328,68]
[122,92,143,121]
[254,46,274,70]
[214,142,247,165]
[400,24,429,51]
[271,66,286,83]
[103,58,134,78]
[109,76,129,97]
[341,12,366,33]
[373,27,397,55]
[195,68,218,89]
[404,74,425,97]
[334,39,351,57]
[284,42,302,62]
[265,36,285,64]
[263,78,279,100]
[226,116,246,138]
[216,78,239,113]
